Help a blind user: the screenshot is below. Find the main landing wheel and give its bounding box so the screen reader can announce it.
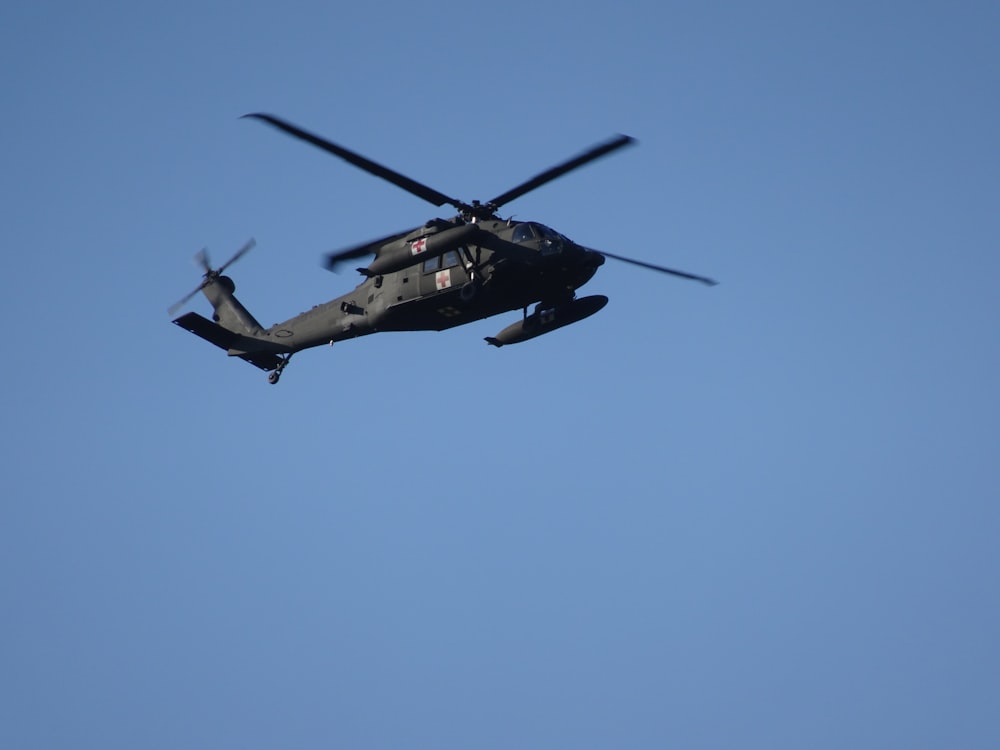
[268,371,281,385]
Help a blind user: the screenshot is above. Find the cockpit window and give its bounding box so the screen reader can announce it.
[539,225,561,241]
[512,223,537,244]
[535,224,565,254]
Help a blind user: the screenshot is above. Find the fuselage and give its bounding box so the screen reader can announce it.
[265,219,605,353]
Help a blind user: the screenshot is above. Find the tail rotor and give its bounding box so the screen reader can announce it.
[168,238,256,316]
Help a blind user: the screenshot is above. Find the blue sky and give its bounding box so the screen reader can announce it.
[2,1,998,748]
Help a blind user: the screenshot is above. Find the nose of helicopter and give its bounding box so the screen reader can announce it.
[567,247,605,289]
[583,248,606,268]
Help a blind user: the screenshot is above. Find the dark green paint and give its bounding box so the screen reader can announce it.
[171,115,715,384]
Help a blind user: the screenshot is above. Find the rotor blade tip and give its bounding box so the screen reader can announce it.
[242,113,280,126]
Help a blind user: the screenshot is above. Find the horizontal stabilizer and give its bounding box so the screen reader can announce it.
[173,312,283,372]
[173,312,236,350]
[237,351,284,371]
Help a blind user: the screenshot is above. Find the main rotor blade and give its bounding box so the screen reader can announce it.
[243,113,463,210]
[323,228,413,273]
[487,134,636,210]
[591,248,718,286]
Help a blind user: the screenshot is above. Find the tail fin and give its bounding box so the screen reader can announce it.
[170,240,290,373]
[200,275,265,335]
[173,310,283,371]
[172,276,287,371]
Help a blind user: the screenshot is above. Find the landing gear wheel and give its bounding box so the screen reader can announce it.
[268,371,280,385]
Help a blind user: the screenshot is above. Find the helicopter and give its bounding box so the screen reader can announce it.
[170,113,716,384]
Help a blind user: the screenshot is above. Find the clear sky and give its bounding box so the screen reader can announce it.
[2,1,998,748]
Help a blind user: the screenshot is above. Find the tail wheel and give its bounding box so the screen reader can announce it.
[267,354,292,385]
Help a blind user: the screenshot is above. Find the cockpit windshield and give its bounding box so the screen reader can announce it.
[512,222,568,254]
[536,224,565,242]
[512,222,538,244]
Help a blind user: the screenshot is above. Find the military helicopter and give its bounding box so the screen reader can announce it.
[170,114,716,384]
